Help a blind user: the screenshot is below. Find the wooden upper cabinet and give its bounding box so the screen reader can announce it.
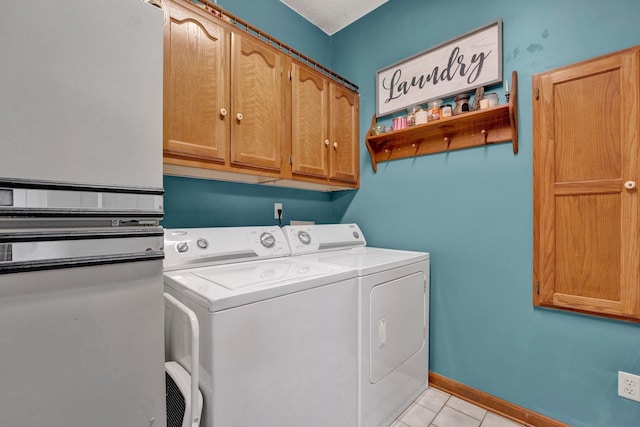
[162,0,359,190]
[533,46,640,321]
[329,83,359,184]
[291,63,330,178]
[291,63,360,184]
[163,0,228,163]
[230,32,287,172]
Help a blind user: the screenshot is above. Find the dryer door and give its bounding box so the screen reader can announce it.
[370,271,426,383]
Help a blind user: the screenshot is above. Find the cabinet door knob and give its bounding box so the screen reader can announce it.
[220,108,228,117]
[333,142,338,149]
[236,113,243,121]
[324,139,330,146]
[624,180,636,190]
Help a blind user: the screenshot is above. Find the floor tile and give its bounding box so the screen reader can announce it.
[431,406,481,427]
[480,412,524,427]
[398,403,438,427]
[445,396,487,420]
[393,386,528,427]
[415,388,450,413]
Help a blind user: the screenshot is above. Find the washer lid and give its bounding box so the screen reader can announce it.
[193,259,333,290]
[299,247,429,276]
[164,257,356,311]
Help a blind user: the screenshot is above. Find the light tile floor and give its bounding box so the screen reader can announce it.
[392,387,525,427]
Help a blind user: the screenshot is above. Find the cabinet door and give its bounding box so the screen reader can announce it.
[230,32,285,172]
[291,63,330,179]
[329,83,359,184]
[533,48,640,320]
[163,1,228,163]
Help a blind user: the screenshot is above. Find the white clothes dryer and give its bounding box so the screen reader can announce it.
[283,224,430,427]
[163,226,358,427]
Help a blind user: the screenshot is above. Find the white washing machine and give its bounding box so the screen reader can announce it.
[283,224,430,427]
[163,226,358,427]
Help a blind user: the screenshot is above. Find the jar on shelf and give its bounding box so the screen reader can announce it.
[485,93,499,107]
[406,105,420,127]
[414,107,429,125]
[371,123,385,135]
[392,116,407,131]
[441,104,453,118]
[427,99,443,121]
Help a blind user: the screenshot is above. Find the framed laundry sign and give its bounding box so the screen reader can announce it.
[376,19,503,117]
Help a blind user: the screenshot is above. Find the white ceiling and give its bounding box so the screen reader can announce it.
[280,0,389,35]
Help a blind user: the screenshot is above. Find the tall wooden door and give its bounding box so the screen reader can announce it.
[230,32,286,172]
[533,47,640,321]
[329,83,359,184]
[163,0,228,163]
[290,63,330,179]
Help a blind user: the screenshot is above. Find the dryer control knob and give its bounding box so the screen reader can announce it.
[196,238,208,249]
[298,230,312,245]
[176,242,189,253]
[260,232,276,248]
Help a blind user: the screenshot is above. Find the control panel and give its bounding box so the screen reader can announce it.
[163,226,290,271]
[283,223,366,255]
[282,226,320,254]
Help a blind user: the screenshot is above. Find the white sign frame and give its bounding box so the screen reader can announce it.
[376,19,503,118]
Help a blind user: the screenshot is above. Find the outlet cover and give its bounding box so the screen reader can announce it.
[618,371,640,402]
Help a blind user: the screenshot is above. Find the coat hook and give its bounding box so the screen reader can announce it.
[444,136,451,150]
[480,129,488,144]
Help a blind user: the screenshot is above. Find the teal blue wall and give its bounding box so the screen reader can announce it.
[331,1,640,426]
[163,176,336,227]
[164,1,640,426]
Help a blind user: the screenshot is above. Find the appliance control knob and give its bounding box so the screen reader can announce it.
[353,231,359,239]
[260,232,276,248]
[176,242,189,253]
[298,230,312,245]
[197,238,208,249]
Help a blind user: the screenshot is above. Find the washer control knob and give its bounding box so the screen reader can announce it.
[196,238,208,249]
[298,230,312,245]
[353,231,359,239]
[260,232,276,248]
[176,242,189,253]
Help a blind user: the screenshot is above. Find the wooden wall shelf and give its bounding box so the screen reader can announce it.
[365,71,519,172]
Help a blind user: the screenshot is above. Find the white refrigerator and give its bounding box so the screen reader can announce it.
[0,1,166,426]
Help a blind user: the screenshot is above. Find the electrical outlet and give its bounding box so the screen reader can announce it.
[618,371,640,402]
[274,203,283,220]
